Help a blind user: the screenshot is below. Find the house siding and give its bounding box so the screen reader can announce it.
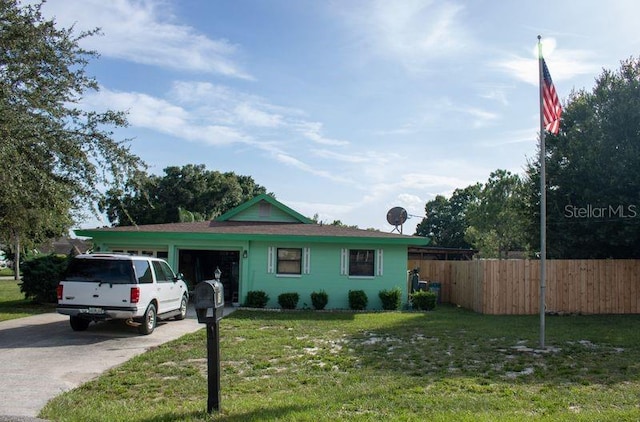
[244,241,409,309]
[230,202,300,223]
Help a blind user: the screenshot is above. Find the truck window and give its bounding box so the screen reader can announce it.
[152,260,174,283]
[133,260,153,284]
[65,259,135,284]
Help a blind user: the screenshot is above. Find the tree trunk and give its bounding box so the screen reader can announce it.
[13,231,20,281]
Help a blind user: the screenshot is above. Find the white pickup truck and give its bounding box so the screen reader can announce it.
[57,254,189,335]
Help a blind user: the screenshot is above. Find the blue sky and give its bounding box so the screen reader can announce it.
[36,0,640,234]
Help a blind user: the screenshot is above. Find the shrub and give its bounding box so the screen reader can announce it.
[348,289,368,310]
[310,290,329,310]
[20,254,69,304]
[412,291,437,311]
[379,287,402,310]
[278,292,299,309]
[245,290,269,308]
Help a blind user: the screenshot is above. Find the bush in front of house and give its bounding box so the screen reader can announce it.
[20,254,69,304]
[245,290,269,308]
[411,290,437,311]
[348,289,368,310]
[379,287,402,310]
[278,292,299,309]
[310,290,328,310]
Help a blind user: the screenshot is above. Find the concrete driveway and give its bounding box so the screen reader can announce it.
[0,305,231,419]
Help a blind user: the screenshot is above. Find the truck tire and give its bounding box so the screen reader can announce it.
[70,316,90,331]
[138,303,156,335]
[175,295,188,320]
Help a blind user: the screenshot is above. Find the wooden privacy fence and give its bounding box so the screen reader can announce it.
[408,259,640,315]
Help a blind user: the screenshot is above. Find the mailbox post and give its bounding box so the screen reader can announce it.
[193,271,225,413]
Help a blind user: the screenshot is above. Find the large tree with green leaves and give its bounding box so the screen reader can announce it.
[0,1,144,276]
[524,57,640,258]
[465,170,528,258]
[415,183,481,249]
[101,164,268,226]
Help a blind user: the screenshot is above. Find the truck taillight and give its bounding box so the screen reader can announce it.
[56,284,63,301]
[130,287,140,303]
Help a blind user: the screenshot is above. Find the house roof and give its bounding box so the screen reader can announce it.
[36,237,92,255]
[75,194,430,246]
[75,220,429,245]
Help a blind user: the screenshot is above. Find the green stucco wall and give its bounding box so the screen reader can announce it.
[243,240,409,309]
[230,202,300,223]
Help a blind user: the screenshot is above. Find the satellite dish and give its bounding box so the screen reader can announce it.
[386,207,408,232]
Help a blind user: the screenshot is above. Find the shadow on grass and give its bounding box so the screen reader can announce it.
[0,299,55,314]
[228,309,356,322]
[141,404,311,422]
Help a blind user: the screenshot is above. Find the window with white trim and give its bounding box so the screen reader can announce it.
[267,247,311,275]
[341,248,383,277]
[277,248,302,275]
[349,249,375,276]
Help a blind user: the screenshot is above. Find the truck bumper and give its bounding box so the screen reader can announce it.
[57,305,140,320]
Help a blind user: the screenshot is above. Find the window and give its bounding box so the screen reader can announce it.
[259,202,271,217]
[349,249,375,277]
[152,260,174,283]
[65,259,135,284]
[277,248,302,275]
[109,248,168,258]
[134,260,153,284]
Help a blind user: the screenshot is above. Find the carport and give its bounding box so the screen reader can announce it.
[178,249,240,304]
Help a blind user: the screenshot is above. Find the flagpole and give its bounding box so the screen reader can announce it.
[537,35,547,349]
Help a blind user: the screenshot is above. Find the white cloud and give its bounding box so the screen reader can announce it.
[477,127,538,148]
[293,121,349,146]
[38,0,252,78]
[85,81,358,162]
[233,103,284,128]
[494,38,600,86]
[479,85,511,106]
[312,149,373,164]
[457,106,500,128]
[83,88,249,145]
[335,0,471,71]
[169,81,309,130]
[274,154,349,183]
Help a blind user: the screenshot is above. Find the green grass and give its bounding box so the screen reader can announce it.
[40,307,640,421]
[0,279,55,321]
[0,267,14,276]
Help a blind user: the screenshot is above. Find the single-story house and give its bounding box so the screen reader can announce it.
[75,194,430,310]
[37,237,92,256]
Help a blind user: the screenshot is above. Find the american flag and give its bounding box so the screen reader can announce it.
[542,58,562,134]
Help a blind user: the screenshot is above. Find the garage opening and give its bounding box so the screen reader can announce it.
[178,250,239,304]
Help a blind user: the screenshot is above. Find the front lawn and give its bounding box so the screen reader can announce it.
[0,279,55,321]
[41,307,640,421]
[0,267,14,276]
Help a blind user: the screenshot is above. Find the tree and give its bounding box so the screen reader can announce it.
[0,1,144,277]
[465,170,527,258]
[415,184,480,249]
[310,214,359,229]
[101,164,267,226]
[525,57,640,258]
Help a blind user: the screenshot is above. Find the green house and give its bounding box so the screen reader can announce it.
[75,194,429,309]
